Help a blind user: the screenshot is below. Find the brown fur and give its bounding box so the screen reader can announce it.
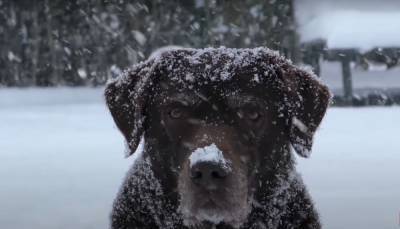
[105,48,330,229]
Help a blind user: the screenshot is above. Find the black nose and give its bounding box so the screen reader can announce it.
[190,161,230,189]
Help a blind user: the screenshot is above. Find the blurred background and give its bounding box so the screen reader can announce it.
[0,0,399,229]
[1,0,400,105]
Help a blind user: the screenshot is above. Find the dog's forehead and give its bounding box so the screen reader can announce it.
[145,47,296,107]
[153,47,289,86]
[154,79,266,107]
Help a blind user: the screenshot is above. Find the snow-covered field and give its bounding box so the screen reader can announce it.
[0,88,399,229]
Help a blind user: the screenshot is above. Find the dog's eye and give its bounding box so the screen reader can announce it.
[169,108,184,119]
[237,107,262,122]
[246,110,260,121]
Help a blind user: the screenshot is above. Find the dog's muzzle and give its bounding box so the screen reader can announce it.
[189,143,232,191]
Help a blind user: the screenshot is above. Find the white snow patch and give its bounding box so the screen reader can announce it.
[64,47,71,56]
[132,30,147,45]
[77,68,87,79]
[190,209,225,226]
[185,72,195,82]
[7,51,21,62]
[127,136,144,161]
[148,45,185,60]
[189,143,230,169]
[292,117,309,134]
[252,73,260,83]
[298,10,400,51]
[110,64,122,78]
[363,61,389,72]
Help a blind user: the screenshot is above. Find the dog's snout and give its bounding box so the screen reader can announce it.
[190,162,229,189]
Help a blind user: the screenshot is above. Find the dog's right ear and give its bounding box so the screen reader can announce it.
[105,66,152,157]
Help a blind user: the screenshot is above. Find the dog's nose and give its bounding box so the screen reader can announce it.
[190,162,229,189]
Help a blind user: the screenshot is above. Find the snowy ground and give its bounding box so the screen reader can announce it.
[0,88,399,229]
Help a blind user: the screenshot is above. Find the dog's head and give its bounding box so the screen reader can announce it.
[105,48,330,228]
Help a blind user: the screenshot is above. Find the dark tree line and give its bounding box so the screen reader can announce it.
[0,0,297,87]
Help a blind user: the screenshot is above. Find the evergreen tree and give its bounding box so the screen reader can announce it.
[0,0,298,87]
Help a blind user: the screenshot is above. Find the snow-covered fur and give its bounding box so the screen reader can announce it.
[105,47,330,229]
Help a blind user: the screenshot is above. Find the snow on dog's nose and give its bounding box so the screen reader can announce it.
[189,144,232,190]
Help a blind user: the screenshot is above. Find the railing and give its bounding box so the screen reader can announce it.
[302,41,400,106]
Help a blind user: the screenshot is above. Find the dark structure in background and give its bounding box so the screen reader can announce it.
[0,0,298,87]
[303,39,400,106]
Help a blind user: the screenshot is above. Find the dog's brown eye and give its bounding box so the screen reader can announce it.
[246,110,260,121]
[237,108,261,121]
[169,108,183,119]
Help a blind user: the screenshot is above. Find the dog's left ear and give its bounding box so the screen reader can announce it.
[284,66,331,158]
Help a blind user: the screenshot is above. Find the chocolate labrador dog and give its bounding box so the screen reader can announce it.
[105,47,330,229]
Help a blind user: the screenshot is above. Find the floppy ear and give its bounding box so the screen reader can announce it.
[285,67,331,157]
[105,66,152,157]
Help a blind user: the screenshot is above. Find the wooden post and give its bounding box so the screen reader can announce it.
[323,48,356,106]
[341,56,353,105]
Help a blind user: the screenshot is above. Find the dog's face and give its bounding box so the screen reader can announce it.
[105,48,330,228]
[147,78,280,227]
